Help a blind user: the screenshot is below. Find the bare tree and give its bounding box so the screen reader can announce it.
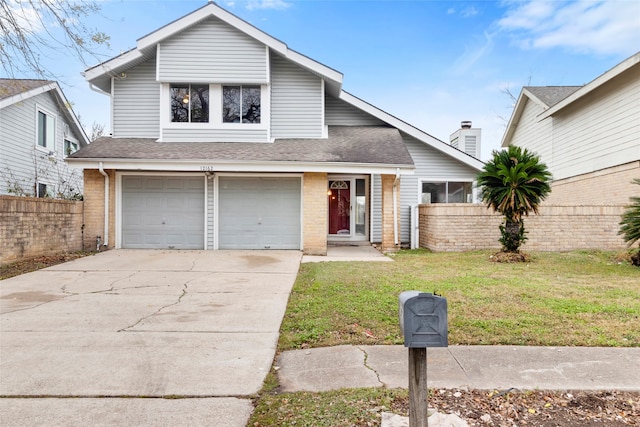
[0,0,109,79]
[89,121,106,141]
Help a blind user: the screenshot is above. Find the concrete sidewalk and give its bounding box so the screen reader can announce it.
[277,345,640,392]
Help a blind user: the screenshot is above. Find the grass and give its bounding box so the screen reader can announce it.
[279,249,640,350]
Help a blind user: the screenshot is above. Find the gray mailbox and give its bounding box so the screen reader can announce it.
[398,291,448,348]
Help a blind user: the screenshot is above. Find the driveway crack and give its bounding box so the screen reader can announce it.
[118,281,189,332]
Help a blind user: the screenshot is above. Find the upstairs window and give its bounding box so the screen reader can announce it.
[171,84,209,123]
[223,85,261,123]
[421,181,473,203]
[37,110,56,149]
[64,139,79,156]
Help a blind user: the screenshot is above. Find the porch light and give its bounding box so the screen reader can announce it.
[182,93,189,104]
[327,190,332,196]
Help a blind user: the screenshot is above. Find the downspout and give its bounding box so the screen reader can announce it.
[98,162,109,248]
[393,168,400,246]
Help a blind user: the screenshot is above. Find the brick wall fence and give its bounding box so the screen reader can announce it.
[0,195,84,265]
[419,204,630,252]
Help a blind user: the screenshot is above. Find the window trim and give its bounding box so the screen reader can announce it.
[418,179,475,204]
[35,105,57,152]
[160,83,269,133]
[64,137,79,157]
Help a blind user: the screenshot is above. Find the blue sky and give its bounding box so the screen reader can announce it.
[14,0,640,160]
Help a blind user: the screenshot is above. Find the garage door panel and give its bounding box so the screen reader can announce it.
[122,176,204,249]
[218,177,300,250]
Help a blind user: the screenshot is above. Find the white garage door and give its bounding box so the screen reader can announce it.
[218,176,301,249]
[122,176,205,249]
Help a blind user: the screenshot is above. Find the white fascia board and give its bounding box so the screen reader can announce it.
[0,82,56,109]
[539,51,640,120]
[340,91,485,170]
[66,158,415,175]
[49,83,91,146]
[286,49,343,86]
[500,89,530,147]
[84,48,144,83]
[137,3,287,55]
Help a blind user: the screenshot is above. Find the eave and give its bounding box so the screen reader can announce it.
[65,158,416,175]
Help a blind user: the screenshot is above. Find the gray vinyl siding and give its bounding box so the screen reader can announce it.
[0,91,83,196]
[399,134,479,242]
[113,58,160,138]
[325,96,386,126]
[162,127,268,142]
[158,17,267,83]
[370,174,383,242]
[370,134,480,244]
[270,54,323,138]
[207,179,214,249]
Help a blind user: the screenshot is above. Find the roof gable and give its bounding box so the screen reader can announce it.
[0,79,90,146]
[84,2,343,94]
[502,51,640,147]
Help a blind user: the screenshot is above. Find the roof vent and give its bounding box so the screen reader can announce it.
[461,121,472,129]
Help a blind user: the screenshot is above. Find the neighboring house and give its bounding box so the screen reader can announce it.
[0,79,89,198]
[68,3,483,254]
[501,52,640,206]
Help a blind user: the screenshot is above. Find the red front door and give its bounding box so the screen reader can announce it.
[328,180,350,235]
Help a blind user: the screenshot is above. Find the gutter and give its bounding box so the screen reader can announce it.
[393,168,400,246]
[98,162,109,248]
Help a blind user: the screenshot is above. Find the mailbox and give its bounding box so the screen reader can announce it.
[398,291,448,348]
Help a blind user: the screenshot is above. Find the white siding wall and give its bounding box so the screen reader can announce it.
[113,58,160,138]
[0,91,83,196]
[550,66,640,180]
[325,96,386,126]
[158,17,267,83]
[270,54,324,138]
[370,174,382,242]
[162,127,268,142]
[508,98,553,170]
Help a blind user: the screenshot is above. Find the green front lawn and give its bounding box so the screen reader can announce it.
[279,250,640,350]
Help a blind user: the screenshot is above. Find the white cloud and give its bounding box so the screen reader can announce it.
[245,0,291,10]
[447,8,456,15]
[498,0,640,56]
[451,30,496,74]
[461,6,479,18]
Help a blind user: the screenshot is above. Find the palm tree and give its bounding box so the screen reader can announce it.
[477,146,552,253]
[619,178,640,266]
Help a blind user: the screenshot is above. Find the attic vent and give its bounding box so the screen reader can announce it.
[63,123,70,137]
[465,135,476,154]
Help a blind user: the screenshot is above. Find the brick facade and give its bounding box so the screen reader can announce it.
[546,161,640,206]
[0,195,83,265]
[83,169,116,251]
[419,204,631,252]
[303,172,328,255]
[380,174,401,252]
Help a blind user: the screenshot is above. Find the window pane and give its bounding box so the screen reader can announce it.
[38,112,46,147]
[38,183,48,198]
[241,86,261,123]
[421,182,446,203]
[448,182,472,203]
[46,114,55,149]
[190,85,209,123]
[170,85,189,122]
[223,86,241,123]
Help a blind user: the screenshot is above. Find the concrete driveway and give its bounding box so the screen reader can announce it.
[0,249,301,426]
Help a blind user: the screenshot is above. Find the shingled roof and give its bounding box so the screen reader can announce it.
[0,79,52,100]
[68,126,415,167]
[525,86,582,108]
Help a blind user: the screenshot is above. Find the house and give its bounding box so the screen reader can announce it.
[68,2,483,254]
[501,51,640,206]
[0,79,89,198]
